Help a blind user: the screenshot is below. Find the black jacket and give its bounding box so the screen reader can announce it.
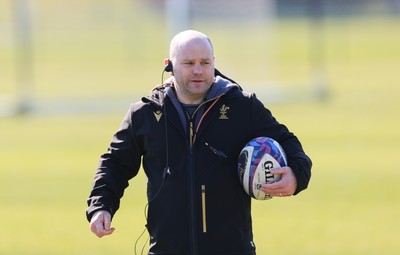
[86,76,312,255]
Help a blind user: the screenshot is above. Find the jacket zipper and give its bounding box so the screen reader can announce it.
[187,96,222,254]
[201,185,207,233]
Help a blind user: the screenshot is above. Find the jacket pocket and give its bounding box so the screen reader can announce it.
[201,184,207,233]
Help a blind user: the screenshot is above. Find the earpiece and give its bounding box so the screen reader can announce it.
[164,59,173,72]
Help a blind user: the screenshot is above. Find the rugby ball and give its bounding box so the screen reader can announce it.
[238,137,287,200]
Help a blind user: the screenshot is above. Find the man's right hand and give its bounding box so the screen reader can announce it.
[89,210,115,238]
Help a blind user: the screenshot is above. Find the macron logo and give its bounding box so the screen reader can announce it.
[153,110,162,122]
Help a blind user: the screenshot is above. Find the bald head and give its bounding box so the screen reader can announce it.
[169,30,214,63]
[167,30,215,104]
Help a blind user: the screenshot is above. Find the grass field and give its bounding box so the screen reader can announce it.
[1,2,400,254]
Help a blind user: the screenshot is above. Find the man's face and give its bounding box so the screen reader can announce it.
[172,38,215,104]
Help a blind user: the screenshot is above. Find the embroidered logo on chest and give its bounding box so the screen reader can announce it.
[153,110,162,122]
[219,104,230,120]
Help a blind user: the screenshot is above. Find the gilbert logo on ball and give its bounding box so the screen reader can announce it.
[238,137,287,200]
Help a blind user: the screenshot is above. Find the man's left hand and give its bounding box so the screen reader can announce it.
[260,166,297,197]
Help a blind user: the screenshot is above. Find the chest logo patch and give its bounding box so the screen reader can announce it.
[153,110,162,122]
[219,104,230,120]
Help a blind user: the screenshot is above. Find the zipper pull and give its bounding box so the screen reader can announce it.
[189,120,194,147]
[201,185,207,233]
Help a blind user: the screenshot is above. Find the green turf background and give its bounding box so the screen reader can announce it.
[1,1,399,254]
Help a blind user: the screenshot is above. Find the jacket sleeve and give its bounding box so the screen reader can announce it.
[86,104,142,221]
[250,94,312,195]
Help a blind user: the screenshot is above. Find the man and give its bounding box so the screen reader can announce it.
[86,30,312,255]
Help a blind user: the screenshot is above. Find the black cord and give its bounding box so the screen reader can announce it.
[134,172,168,255]
[141,235,149,255]
[134,227,147,255]
[161,70,166,85]
[134,83,171,254]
